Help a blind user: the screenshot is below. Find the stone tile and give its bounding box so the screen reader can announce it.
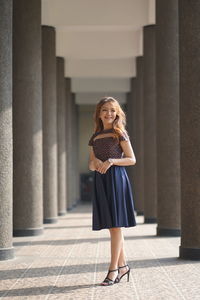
[0,203,200,299]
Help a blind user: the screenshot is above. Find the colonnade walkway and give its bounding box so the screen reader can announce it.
[0,203,200,300]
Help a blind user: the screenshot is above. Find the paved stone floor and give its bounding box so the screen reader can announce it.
[0,202,200,300]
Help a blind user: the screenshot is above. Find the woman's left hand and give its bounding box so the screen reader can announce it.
[97,160,113,174]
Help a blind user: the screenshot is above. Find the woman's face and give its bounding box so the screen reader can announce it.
[99,102,117,126]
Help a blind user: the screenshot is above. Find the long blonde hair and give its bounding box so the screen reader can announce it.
[93,96,127,139]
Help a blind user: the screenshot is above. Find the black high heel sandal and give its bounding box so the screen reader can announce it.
[101,268,119,286]
[114,264,130,283]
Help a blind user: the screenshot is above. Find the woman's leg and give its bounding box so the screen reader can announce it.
[118,232,126,266]
[101,227,122,283]
[117,232,129,276]
[109,227,123,266]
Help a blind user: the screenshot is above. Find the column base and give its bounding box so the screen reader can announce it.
[136,211,144,216]
[43,217,58,224]
[0,247,15,261]
[157,227,181,236]
[13,227,43,237]
[58,211,66,216]
[67,206,73,211]
[144,217,157,223]
[179,246,200,260]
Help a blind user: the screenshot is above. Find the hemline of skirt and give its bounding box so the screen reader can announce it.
[92,223,137,231]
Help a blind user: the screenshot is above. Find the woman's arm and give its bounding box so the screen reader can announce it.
[109,140,136,166]
[97,140,136,174]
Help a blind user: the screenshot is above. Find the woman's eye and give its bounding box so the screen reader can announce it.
[101,108,115,112]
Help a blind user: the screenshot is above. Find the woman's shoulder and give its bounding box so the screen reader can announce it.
[88,131,99,146]
[118,130,129,142]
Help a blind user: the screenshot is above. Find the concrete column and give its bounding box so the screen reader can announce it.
[179,0,200,259]
[135,56,145,217]
[126,92,134,192]
[143,25,157,223]
[65,78,73,210]
[42,26,58,223]
[128,78,142,214]
[74,100,80,206]
[126,91,138,215]
[156,0,180,236]
[130,78,137,150]
[13,0,43,236]
[70,94,80,208]
[0,0,14,260]
[126,92,133,142]
[56,57,67,216]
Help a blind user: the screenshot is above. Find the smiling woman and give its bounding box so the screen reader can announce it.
[88,96,136,286]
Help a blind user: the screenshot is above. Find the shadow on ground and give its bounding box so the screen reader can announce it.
[0,283,100,298]
[1,257,199,282]
[13,234,178,248]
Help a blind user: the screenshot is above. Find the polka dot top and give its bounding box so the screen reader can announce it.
[88,128,129,162]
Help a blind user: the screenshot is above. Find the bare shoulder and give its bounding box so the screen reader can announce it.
[119,130,129,142]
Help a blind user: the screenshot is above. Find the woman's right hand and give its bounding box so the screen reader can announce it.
[88,147,103,171]
[93,157,103,170]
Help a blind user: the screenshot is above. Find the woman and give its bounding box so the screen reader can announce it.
[88,96,136,286]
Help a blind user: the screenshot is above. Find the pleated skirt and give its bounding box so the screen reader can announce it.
[92,165,136,230]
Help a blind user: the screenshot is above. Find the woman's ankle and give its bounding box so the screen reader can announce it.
[109,266,118,270]
[118,261,126,268]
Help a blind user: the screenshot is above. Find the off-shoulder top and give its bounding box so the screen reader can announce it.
[88,128,129,162]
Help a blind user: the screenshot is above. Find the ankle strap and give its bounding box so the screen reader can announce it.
[118,264,128,269]
[109,268,118,272]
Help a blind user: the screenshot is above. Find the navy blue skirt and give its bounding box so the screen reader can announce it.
[92,166,136,230]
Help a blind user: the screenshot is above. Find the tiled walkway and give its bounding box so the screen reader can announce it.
[0,203,200,300]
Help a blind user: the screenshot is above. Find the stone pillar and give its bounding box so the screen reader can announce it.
[0,0,14,260]
[143,25,157,223]
[13,0,43,236]
[135,56,145,216]
[56,57,67,216]
[126,92,134,191]
[42,26,58,223]
[179,0,200,259]
[126,92,133,142]
[65,89,80,209]
[65,78,73,210]
[73,100,80,206]
[130,78,137,150]
[156,0,180,236]
[128,78,142,214]
[69,93,80,208]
